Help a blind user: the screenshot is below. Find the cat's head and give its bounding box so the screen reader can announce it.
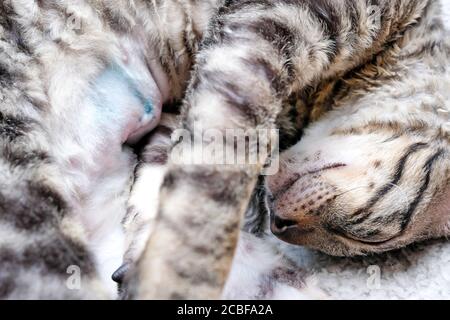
[268,107,450,256]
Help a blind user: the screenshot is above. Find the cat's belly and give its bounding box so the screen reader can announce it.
[81,42,169,295]
[88,46,165,145]
[49,38,170,296]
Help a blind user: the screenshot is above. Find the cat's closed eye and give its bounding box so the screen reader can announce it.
[267,114,449,256]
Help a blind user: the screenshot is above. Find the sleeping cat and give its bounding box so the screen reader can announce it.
[0,0,448,299]
[121,0,450,297]
[266,4,450,256]
[132,0,450,300]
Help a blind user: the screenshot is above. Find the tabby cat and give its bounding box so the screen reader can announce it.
[118,0,450,298]
[267,0,450,256]
[0,0,448,300]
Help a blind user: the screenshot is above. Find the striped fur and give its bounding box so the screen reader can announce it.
[132,0,444,299]
[268,0,450,256]
[0,0,447,299]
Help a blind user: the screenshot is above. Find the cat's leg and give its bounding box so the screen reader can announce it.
[135,0,433,299]
[116,115,177,280]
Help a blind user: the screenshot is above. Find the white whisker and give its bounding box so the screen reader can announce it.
[385,182,409,205]
[335,185,370,198]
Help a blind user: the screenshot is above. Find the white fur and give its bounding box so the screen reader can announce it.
[124,165,167,264]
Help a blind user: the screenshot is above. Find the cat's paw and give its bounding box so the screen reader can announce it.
[113,115,177,285]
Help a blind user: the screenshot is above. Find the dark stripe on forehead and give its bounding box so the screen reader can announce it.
[351,142,429,224]
[398,149,445,231]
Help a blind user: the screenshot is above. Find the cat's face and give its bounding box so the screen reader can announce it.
[268,110,450,256]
